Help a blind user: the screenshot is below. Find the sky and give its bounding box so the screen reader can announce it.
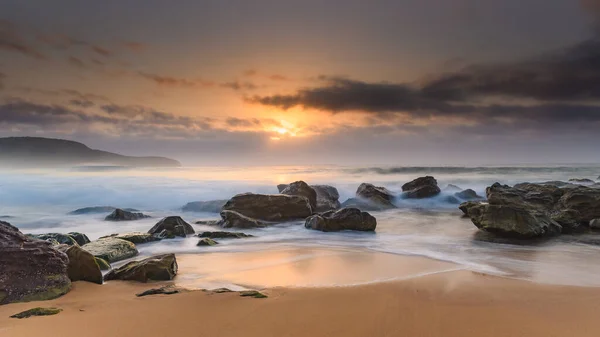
[1,0,600,166]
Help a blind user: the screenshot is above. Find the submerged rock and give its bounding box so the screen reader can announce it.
[104,254,178,283]
[181,200,228,213]
[68,232,90,246]
[222,193,312,222]
[10,307,62,319]
[305,207,377,232]
[455,189,484,201]
[340,198,390,211]
[198,231,253,239]
[148,216,195,237]
[218,210,267,229]
[27,233,78,246]
[281,181,318,212]
[104,209,150,221]
[355,183,396,209]
[56,244,103,284]
[68,206,138,215]
[401,176,441,199]
[82,237,138,263]
[197,238,219,246]
[100,232,161,244]
[0,221,71,305]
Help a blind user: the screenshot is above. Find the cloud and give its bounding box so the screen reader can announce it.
[0,72,5,90]
[0,20,45,59]
[242,69,289,81]
[225,117,263,127]
[69,99,94,108]
[220,81,258,91]
[91,45,112,57]
[36,33,87,50]
[122,42,146,52]
[138,72,215,88]
[67,56,86,68]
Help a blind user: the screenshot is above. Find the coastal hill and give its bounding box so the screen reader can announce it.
[0,137,181,167]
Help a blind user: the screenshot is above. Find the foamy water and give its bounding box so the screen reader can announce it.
[2,165,600,288]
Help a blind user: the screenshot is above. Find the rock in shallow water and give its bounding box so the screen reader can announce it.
[281,181,318,212]
[55,244,103,284]
[0,221,71,305]
[197,238,219,246]
[105,208,150,221]
[455,189,484,201]
[100,232,161,244]
[305,207,377,232]
[104,254,178,282]
[355,183,396,209]
[401,176,441,199]
[181,200,228,213]
[222,193,312,222]
[198,231,253,239]
[148,216,195,237]
[218,210,267,228]
[312,185,342,212]
[82,237,138,263]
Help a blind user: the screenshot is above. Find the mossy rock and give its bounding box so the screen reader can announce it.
[211,288,233,293]
[27,233,78,246]
[82,237,139,263]
[95,257,111,270]
[100,232,161,244]
[239,290,267,298]
[56,245,103,284]
[10,307,62,319]
[68,232,91,245]
[197,238,219,246]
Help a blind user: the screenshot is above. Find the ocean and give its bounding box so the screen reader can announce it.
[2,165,600,288]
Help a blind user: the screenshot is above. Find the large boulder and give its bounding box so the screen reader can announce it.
[104,254,178,283]
[100,232,161,244]
[181,200,228,213]
[68,232,90,246]
[461,202,561,239]
[68,206,138,215]
[557,187,600,223]
[105,209,150,221]
[55,245,102,284]
[312,185,341,212]
[218,210,267,228]
[148,216,195,238]
[401,176,441,199]
[281,181,317,212]
[222,193,312,222]
[494,183,564,211]
[27,233,78,246]
[355,183,396,209]
[305,208,377,232]
[455,189,484,201]
[82,237,139,263]
[0,221,71,305]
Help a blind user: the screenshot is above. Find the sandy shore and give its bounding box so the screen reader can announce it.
[2,254,600,337]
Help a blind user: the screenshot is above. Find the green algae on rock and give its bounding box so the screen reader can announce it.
[10,307,62,319]
[82,237,138,263]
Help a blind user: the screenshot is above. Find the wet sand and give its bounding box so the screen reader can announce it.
[1,252,600,337]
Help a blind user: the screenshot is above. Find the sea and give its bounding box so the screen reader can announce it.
[2,165,600,288]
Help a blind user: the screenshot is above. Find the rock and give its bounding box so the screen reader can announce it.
[95,257,111,270]
[550,209,583,233]
[27,233,78,246]
[462,203,561,239]
[198,231,253,239]
[197,238,219,246]
[459,201,484,215]
[355,183,396,209]
[136,286,183,297]
[239,290,268,298]
[222,193,312,222]
[210,288,233,293]
[55,244,102,284]
[590,219,600,229]
[444,195,461,204]
[281,181,318,212]
[195,220,221,226]
[444,184,462,192]
[557,187,600,223]
[0,221,71,305]
[82,237,138,263]
[104,254,178,283]
[401,176,441,199]
[68,206,138,215]
[218,210,267,228]
[305,208,377,232]
[569,178,595,184]
[148,216,195,237]
[312,185,341,212]
[68,232,90,246]
[100,232,161,244]
[10,307,62,319]
[276,184,289,193]
[105,208,150,221]
[499,182,564,211]
[455,189,484,200]
[340,198,390,211]
[181,200,228,213]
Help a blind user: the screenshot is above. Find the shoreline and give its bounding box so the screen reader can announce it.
[2,254,600,337]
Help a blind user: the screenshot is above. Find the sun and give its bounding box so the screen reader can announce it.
[275,127,288,135]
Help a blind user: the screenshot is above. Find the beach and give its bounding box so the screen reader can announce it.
[2,252,600,337]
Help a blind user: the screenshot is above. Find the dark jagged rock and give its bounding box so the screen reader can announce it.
[281,181,318,212]
[10,307,62,319]
[198,231,253,239]
[590,219,600,229]
[68,206,139,215]
[81,237,138,263]
[27,233,78,246]
[0,221,71,305]
[218,210,267,228]
[104,254,178,283]
[55,244,103,284]
[305,208,377,232]
[181,200,228,213]
[148,216,195,237]
[100,232,161,244]
[550,209,584,233]
[498,183,564,211]
[455,189,484,201]
[277,184,289,193]
[557,187,600,223]
[355,183,396,209]
[210,288,233,293]
[68,232,90,246]
[105,209,150,221]
[197,238,219,246]
[312,185,341,212]
[222,193,312,222]
[401,176,441,199]
[136,286,183,297]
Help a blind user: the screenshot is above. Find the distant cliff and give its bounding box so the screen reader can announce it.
[0,137,181,167]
